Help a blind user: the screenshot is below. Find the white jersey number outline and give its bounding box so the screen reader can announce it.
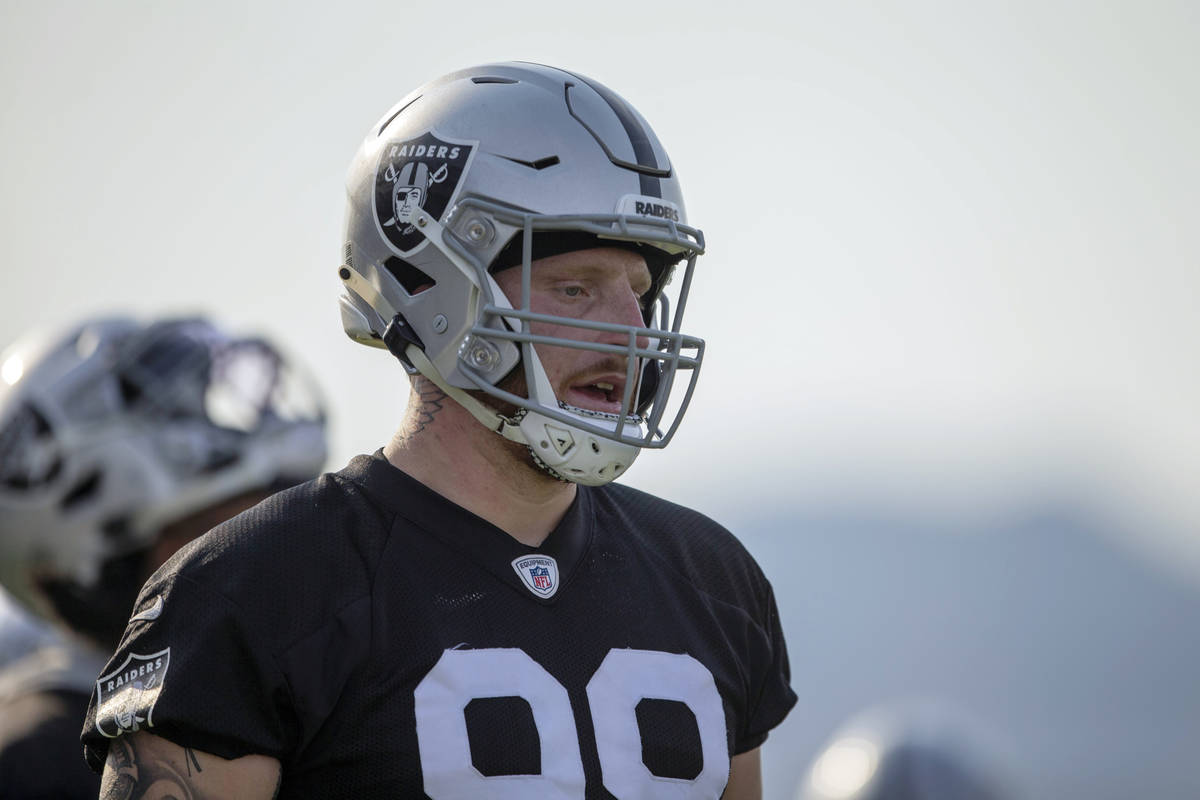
[413,647,728,799]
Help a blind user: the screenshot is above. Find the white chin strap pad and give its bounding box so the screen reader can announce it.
[519,410,640,486]
[406,341,637,487]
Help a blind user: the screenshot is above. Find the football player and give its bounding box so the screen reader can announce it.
[0,316,326,798]
[83,63,797,798]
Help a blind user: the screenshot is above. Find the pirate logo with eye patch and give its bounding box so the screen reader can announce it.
[374,132,477,255]
[94,649,171,739]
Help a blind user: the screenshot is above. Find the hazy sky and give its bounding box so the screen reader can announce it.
[2,1,1198,576]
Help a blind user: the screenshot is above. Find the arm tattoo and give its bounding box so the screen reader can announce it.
[100,738,139,800]
[100,734,277,799]
[100,736,196,800]
[185,747,203,777]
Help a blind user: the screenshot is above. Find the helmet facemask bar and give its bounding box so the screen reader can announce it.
[443,200,705,450]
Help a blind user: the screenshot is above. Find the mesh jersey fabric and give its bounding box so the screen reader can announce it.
[81,452,796,798]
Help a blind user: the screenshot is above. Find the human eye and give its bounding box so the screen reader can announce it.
[546,278,587,299]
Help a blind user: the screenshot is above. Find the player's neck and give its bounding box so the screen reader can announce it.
[384,389,576,548]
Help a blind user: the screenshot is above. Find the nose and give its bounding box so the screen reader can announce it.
[596,287,651,352]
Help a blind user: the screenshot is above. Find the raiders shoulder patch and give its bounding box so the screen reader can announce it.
[94,649,171,739]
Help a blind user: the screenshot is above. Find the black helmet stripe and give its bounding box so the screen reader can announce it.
[562,70,666,198]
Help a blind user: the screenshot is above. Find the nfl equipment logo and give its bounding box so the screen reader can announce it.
[511,555,560,599]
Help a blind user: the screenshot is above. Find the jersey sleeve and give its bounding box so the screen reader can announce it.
[735,575,797,753]
[80,568,297,772]
[81,473,382,775]
[598,483,799,755]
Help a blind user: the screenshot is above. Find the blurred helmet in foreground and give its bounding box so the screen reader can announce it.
[798,702,1019,800]
[0,316,327,636]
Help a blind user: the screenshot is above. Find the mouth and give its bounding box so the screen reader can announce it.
[564,376,627,415]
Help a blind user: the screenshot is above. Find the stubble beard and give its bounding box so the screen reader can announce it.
[467,367,563,483]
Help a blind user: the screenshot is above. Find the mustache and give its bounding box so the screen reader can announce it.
[563,356,637,386]
[494,355,640,402]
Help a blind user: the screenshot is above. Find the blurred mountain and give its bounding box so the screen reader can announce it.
[742,501,1200,800]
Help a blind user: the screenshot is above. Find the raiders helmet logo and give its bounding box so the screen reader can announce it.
[374,131,477,255]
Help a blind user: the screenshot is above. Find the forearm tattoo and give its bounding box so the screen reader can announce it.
[101,736,196,800]
[185,747,203,777]
[100,738,140,800]
[100,737,281,799]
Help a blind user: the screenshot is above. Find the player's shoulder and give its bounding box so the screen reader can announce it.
[592,482,768,606]
[147,455,397,630]
[217,454,391,547]
[596,481,739,547]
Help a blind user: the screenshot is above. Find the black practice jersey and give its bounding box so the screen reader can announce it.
[82,453,795,798]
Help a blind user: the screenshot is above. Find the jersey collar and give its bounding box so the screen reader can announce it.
[344,452,594,603]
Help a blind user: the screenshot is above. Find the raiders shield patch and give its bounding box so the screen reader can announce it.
[511,555,560,599]
[374,131,477,255]
[94,649,170,739]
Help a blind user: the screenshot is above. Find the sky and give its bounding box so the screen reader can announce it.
[2,2,1197,564]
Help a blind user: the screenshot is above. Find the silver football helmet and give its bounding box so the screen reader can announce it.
[338,62,705,485]
[0,316,327,623]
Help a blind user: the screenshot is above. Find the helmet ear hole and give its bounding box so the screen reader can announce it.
[0,404,61,490]
[384,256,436,296]
[60,470,103,511]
